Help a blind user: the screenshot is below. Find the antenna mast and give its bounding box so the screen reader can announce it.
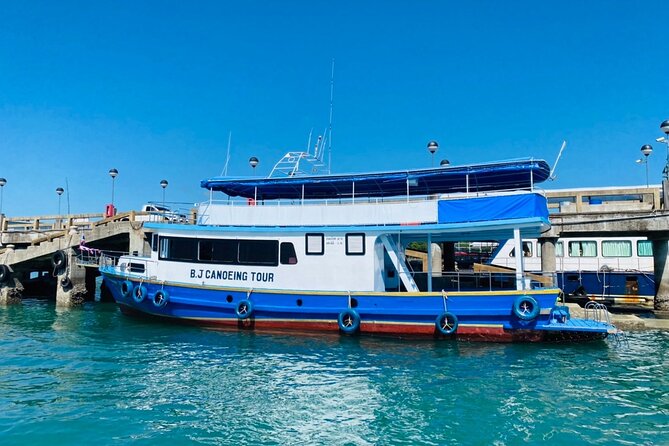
[327,58,334,173]
[549,140,567,180]
[222,132,232,176]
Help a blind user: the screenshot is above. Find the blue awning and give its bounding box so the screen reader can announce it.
[200,159,551,200]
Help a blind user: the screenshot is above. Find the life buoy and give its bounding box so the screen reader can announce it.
[133,284,147,303]
[513,295,540,321]
[0,265,10,284]
[60,277,72,288]
[435,311,458,335]
[120,280,133,298]
[51,250,67,269]
[153,290,169,308]
[236,299,253,319]
[337,309,360,334]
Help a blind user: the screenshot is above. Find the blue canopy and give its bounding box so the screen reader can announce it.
[201,159,551,200]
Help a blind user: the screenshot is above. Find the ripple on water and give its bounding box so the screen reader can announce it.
[0,300,667,446]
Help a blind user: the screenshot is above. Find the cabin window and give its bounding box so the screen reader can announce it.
[159,237,198,261]
[346,233,365,256]
[537,241,563,258]
[509,242,532,257]
[129,262,145,273]
[151,233,158,252]
[305,233,325,255]
[199,239,237,264]
[568,241,597,257]
[238,240,279,266]
[638,240,653,257]
[602,240,632,257]
[280,242,298,265]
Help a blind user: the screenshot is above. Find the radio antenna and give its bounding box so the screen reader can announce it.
[327,58,334,173]
[222,132,232,176]
[549,140,567,180]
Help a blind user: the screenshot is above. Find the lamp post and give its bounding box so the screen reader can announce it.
[56,187,64,229]
[637,145,653,188]
[0,177,6,244]
[0,177,6,218]
[160,179,168,210]
[108,168,118,211]
[427,141,439,167]
[249,157,259,174]
[440,159,450,167]
[660,120,669,181]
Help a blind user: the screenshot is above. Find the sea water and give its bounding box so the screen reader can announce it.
[0,299,667,446]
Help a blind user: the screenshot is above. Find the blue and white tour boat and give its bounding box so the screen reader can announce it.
[99,150,619,342]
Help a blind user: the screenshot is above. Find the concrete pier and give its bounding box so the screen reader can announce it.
[0,209,165,306]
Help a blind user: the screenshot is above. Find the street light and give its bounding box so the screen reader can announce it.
[56,187,64,213]
[160,179,168,210]
[636,145,653,188]
[56,187,64,229]
[427,141,439,167]
[0,178,6,244]
[0,177,6,218]
[249,157,259,174]
[660,120,669,181]
[108,168,118,211]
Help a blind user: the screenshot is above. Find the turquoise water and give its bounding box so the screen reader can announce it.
[0,300,667,445]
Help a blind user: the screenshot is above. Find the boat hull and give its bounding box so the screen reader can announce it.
[102,272,613,343]
[559,271,654,309]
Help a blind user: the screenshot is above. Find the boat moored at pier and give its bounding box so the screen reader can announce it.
[99,155,618,342]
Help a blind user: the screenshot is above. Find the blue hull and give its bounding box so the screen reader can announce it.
[559,271,654,308]
[101,269,615,343]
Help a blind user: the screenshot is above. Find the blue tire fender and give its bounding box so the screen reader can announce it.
[513,295,540,321]
[121,280,134,298]
[338,309,361,334]
[133,284,147,303]
[435,311,458,335]
[153,290,169,308]
[236,299,253,319]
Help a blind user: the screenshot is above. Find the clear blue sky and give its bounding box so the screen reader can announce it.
[1,0,667,216]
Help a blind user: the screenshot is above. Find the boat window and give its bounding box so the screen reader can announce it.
[637,240,653,257]
[346,233,365,256]
[509,242,532,257]
[199,239,237,264]
[151,233,158,252]
[602,240,632,257]
[129,262,145,273]
[280,242,298,265]
[305,233,324,255]
[159,237,169,259]
[568,241,597,257]
[159,237,198,261]
[238,240,279,266]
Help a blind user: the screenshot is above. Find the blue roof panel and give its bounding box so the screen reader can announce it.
[201,159,551,200]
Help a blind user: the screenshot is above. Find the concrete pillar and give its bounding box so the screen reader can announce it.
[442,242,456,272]
[55,250,87,306]
[513,228,525,290]
[431,243,442,274]
[0,274,23,305]
[651,238,669,313]
[129,226,149,256]
[539,237,558,287]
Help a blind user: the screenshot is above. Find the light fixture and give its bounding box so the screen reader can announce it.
[427,141,439,167]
